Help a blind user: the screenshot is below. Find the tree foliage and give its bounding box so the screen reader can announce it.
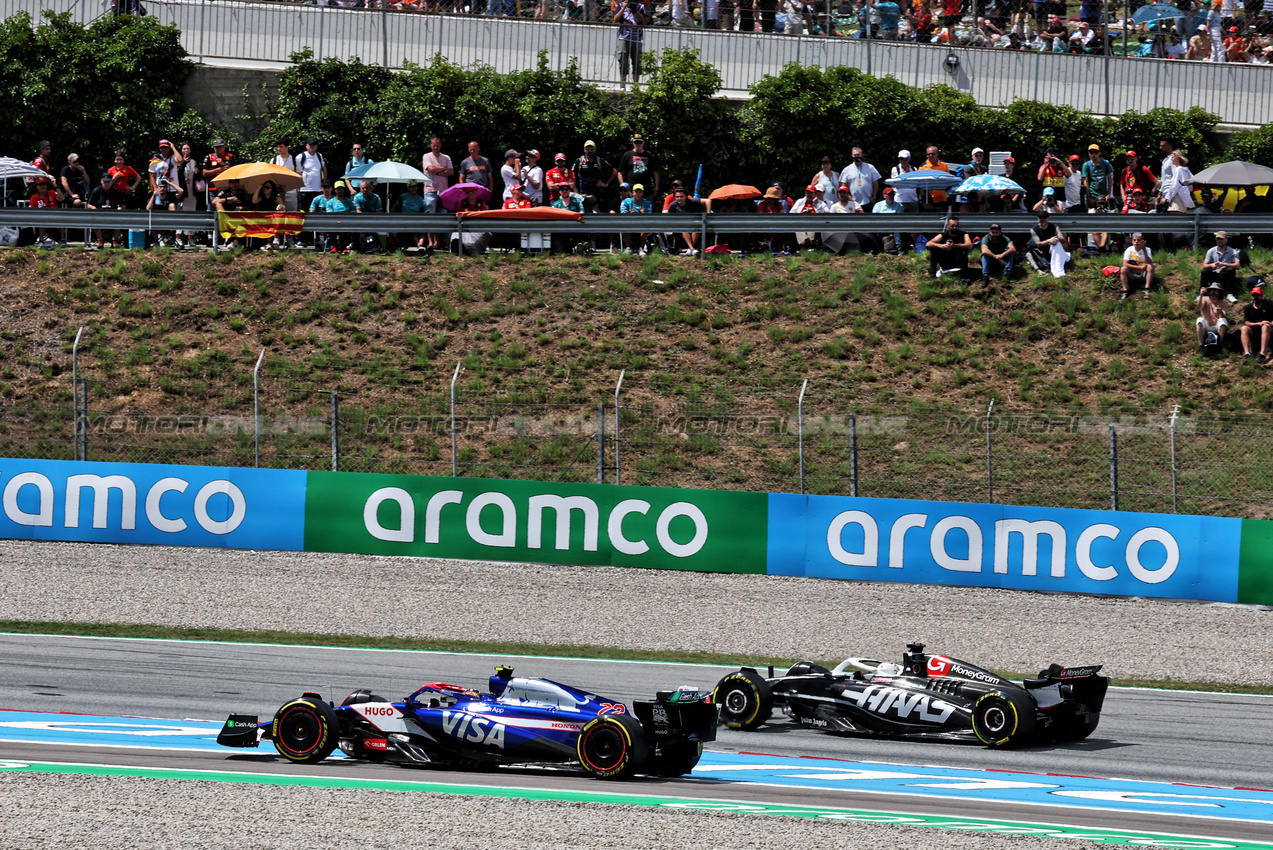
[0,11,195,182]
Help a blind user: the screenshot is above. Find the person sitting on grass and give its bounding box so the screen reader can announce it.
[925,215,973,279]
[1119,232,1155,300]
[979,222,1017,288]
[1197,283,1229,356]
[1241,285,1273,365]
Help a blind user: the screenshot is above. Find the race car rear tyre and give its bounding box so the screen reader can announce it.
[714,669,773,731]
[272,697,340,764]
[650,740,703,777]
[577,714,648,780]
[972,691,1037,748]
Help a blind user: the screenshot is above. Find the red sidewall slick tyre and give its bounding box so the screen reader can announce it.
[272,698,340,764]
[576,714,648,780]
[714,670,773,731]
[972,691,1037,748]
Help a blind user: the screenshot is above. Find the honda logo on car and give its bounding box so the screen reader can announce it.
[362,487,710,558]
[824,509,1180,586]
[842,686,957,723]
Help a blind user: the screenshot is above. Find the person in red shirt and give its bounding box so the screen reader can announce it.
[502,184,533,209]
[545,154,575,203]
[1120,150,1159,200]
[107,152,142,208]
[28,178,63,245]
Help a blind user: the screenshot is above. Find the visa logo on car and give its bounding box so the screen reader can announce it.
[842,685,957,723]
[441,711,506,749]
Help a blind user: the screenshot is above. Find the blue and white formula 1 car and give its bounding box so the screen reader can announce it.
[217,666,717,779]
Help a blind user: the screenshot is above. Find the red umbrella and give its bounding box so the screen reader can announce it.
[708,184,762,201]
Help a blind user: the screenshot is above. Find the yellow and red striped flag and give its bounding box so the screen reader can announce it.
[217,211,305,240]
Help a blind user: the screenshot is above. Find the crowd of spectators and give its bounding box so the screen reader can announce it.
[238,0,1273,64]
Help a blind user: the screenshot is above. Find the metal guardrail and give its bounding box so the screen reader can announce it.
[3,209,1269,241]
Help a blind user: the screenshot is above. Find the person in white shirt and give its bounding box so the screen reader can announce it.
[839,147,881,207]
[812,156,839,206]
[270,141,299,212]
[422,136,454,194]
[519,149,545,204]
[500,149,520,201]
[890,150,919,212]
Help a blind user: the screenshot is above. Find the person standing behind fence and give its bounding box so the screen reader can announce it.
[59,153,89,210]
[615,0,645,91]
[108,152,142,207]
[202,140,235,208]
[295,137,327,215]
[177,143,201,249]
[86,172,126,248]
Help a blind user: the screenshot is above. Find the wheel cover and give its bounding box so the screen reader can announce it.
[982,705,1008,734]
[277,706,321,755]
[723,687,752,715]
[581,725,626,771]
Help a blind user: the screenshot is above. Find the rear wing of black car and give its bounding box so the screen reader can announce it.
[1033,663,1109,712]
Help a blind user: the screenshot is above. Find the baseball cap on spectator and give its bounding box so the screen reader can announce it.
[619,182,630,189]
[1043,187,1055,196]
[1132,187,1145,193]
[1216,230,1228,239]
[305,137,317,146]
[213,139,227,147]
[1197,24,1206,31]
[1003,156,1015,163]
[512,183,525,191]
[584,140,597,148]
[1230,26,1239,32]
[633,184,644,192]
[321,179,333,187]
[158,139,172,148]
[805,184,819,193]
[37,140,50,150]
[1087,144,1101,151]
[99,173,112,182]
[554,153,567,161]
[971,147,984,155]
[898,150,911,159]
[631,134,644,142]
[821,156,832,162]
[764,187,782,199]
[527,149,539,157]
[672,180,684,188]
[1208,283,1225,293]
[407,179,419,187]
[771,181,783,188]
[1254,286,1264,296]
[838,184,851,191]
[1126,150,1138,157]
[882,186,895,195]
[1068,154,1080,162]
[505,149,519,158]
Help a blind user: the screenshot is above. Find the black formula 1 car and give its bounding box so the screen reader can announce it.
[217,666,717,780]
[713,642,1108,748]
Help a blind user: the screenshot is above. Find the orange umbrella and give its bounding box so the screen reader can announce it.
[708,183,762,201]
[210,162,304,193]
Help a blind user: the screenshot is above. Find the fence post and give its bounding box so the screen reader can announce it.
[253,348,265,468]
[79,377,88,461]
[1169,403,1179,513]
[613,369,625,486]
[797,379,808,495]
[318,2,325,62]
[331,390,339,473]
[849,411,858,497]
[1109,423,1118,511]
[451,361,462,476]
[597,402,605,485]
[985,398,994,503]
[382,5,389,68]
[71,326,83,461]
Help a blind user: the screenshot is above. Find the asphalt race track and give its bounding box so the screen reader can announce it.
[2,634,1272,844]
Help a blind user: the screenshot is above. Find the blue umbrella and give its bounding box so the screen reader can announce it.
[884,171,964,190]
[951,174,1026,195]
[1131,3,1186,24]
[341,160,429,184]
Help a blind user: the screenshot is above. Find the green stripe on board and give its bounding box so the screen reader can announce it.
[1,760,1269,849]
[1238,519,1273,605]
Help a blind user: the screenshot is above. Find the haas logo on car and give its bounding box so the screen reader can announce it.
[843,685,957,723]
[441,711,506,749]
[927,656,952,677]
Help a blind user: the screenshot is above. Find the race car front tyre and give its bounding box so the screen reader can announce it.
[714,669,773,731]
[272,697,340,764]
[971,690,1037,748]
[577,714,648,780]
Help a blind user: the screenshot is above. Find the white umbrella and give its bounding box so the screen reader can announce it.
[1186,160,1273,188]
[0,156,47,180]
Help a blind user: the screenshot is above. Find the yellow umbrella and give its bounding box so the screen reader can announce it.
[210,162,303,193]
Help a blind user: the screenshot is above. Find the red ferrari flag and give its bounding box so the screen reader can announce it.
[217,211,305,240]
